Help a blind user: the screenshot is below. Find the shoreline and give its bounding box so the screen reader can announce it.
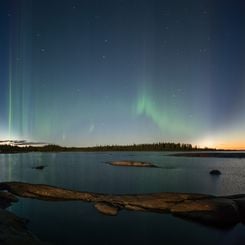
[1,149,244,154]
[170,152,245,158]
[0,143,220,154]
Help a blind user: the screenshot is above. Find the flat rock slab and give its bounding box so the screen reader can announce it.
[107,161,158,168]
[1,182,245,229]
[171,198,240,227]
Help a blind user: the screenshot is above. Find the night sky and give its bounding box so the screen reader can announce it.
[1,0,245,149]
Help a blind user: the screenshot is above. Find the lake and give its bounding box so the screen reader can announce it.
[1,152,245,244]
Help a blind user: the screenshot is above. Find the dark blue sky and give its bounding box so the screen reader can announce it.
[1,0,245,149]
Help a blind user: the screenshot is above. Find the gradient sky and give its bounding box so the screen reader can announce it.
[1,0,245,149]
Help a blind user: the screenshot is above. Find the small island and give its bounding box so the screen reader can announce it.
[107,161,158,168]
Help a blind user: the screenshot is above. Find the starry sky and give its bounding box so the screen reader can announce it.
[1,0,245,149]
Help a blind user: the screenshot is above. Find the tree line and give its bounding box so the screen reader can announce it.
[0,142,215,153]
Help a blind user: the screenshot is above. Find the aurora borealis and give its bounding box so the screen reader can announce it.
[1,0,245,149]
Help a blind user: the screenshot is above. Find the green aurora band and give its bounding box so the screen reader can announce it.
[136,90,200,139]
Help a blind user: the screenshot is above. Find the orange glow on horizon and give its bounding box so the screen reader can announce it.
[214,142,245,150]
[196,136,245,150]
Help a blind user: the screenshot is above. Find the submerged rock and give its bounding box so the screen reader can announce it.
[0,190,50,244]
[32,165,46,170]
[0,209,51,245]
[1,181,245,229]
[209,169,221,175]
[107,161,158,168]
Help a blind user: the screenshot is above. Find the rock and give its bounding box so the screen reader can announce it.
[94,202,119,215]
[0,191,19,209]
[107,161,158,168]
[170,199,215,213]
[172,198,240,227]
[209,169,221,175]
[0,182,98,202]
[232,197,245,222]
[32,165,46,170]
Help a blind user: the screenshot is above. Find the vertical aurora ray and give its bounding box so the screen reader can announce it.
[8,45,12,139]
[5,0,33,141]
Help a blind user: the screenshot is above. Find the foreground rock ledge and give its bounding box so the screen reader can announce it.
[1,182,245,229]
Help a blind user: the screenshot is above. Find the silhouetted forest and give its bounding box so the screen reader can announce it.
[0,142,216,153]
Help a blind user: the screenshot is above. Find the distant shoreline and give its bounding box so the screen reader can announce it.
[1,150,244,155]
[0,142,213,154]
[0,142,243,154]
[170,152,245,158]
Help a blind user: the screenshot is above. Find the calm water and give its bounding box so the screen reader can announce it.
[1,152,245,245]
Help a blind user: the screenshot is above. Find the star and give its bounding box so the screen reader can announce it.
[35,33,41,38]
[199,48,208,54]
